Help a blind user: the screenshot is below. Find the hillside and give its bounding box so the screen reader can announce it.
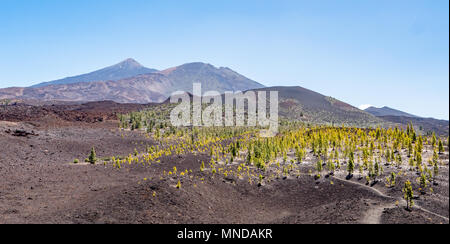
[378,115,449,136]
[251,86,384,127]
[365,106,419,118]
[363,106,448,135]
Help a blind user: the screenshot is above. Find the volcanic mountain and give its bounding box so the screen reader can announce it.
[5,59,445,131]
[0,60,265,103]
[31,58,158,88]
[0,74,171,103]
[159,62,265,94]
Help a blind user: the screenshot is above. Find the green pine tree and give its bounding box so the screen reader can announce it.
[89,147,97,165]
[438,139,444,154]
[403,180,414,210]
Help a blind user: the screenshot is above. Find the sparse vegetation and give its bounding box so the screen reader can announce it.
[35,101,448,223]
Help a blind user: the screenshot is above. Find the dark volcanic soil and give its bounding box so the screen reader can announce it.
[0,103,448,224]
[0,101,148,127]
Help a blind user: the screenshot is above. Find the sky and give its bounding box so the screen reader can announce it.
[0,0,448,119]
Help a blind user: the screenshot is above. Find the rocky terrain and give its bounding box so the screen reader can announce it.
[0,102,448,224]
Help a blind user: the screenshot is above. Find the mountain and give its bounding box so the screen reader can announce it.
[31,58,158,88]
[363,106,448,135]
[0,62,265,103]
[250,86,384,127]
[364,106,419,118]
[378,116,449,136]
[159,62,264,94]
[0,74,170,104]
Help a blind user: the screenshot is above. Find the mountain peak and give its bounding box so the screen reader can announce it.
[179,62,214,69]
[159,62,216,75]
[115,58,144,69]
[30,58,157,88]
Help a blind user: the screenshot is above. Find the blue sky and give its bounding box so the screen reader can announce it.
[0,0,448,119]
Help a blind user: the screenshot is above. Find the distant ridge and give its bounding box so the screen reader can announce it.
[364,106,420,118]
[250,86,383,127]
[31,58,158,88]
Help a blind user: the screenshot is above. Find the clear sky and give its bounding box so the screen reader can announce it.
[0,0,448,119]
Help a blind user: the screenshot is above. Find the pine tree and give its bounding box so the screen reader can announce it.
[389,172,396,187]
[246,149,252,165]
[396,154,402,166]
[327,159,335,174]
[347,152,355,176]
[295,146,303,163]
[374,160,380,179]
[89,147,97,165]
[200,161,205,172]
[416,151,422,168]
[386,149,391,163]
[431,133,437,149]
[419,173,427,192]
[403,180,414,210]
[316,159,323,176]
[433,162,439,182]
[409,157,415,169]
[438,139,444,154]
[432,150,439,165]
[408,140,413,158]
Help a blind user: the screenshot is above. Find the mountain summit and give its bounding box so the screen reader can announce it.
[158,62,265,94]
[114,58,147,69]
[31,58,158,88]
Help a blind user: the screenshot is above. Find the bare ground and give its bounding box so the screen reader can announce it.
[0,104,448,224]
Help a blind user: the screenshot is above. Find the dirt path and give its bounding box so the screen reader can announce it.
[414,204,449,221]
[330,176,449,223]
[330,176,393,199]
[360,203,396,224]
[330,176,395,224]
